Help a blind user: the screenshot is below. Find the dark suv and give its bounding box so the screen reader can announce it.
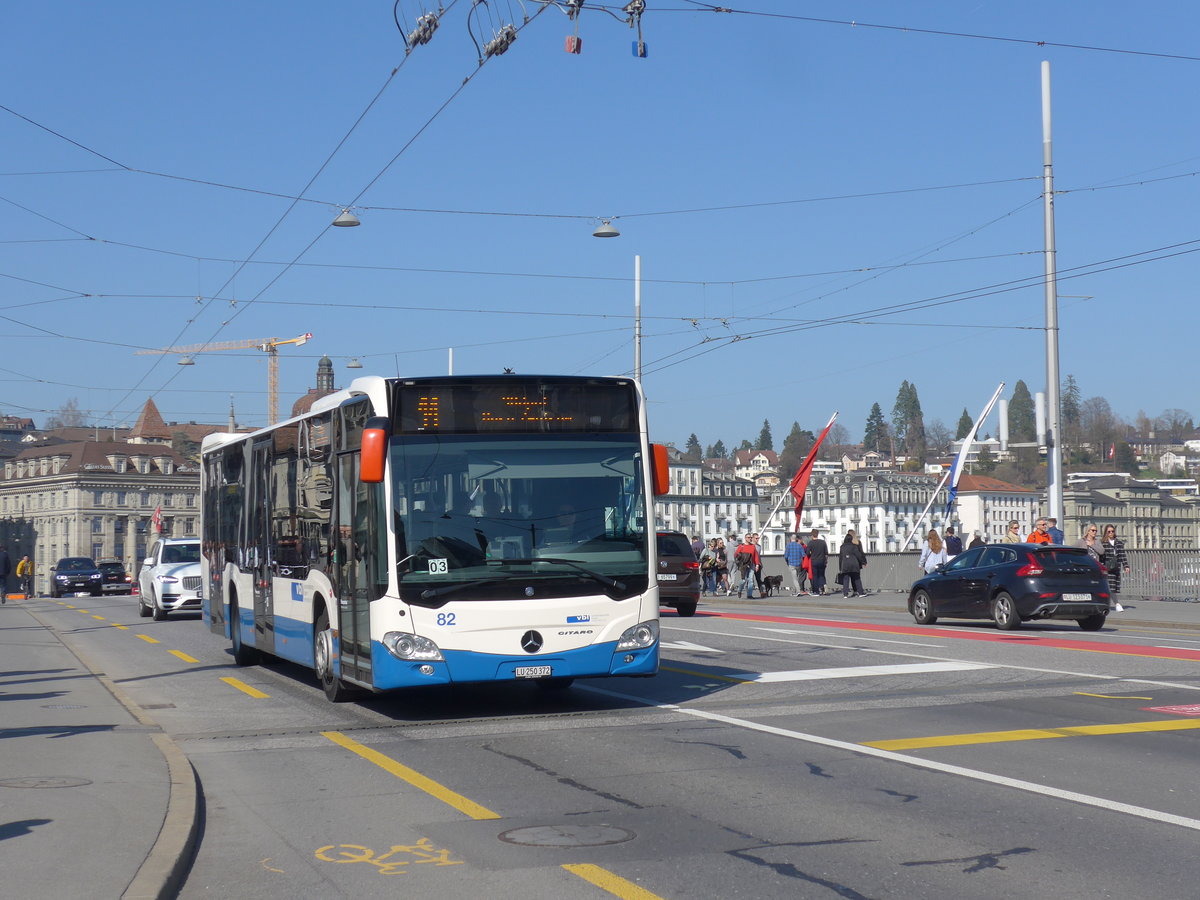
[50,557,104,598]
[97,558,133,595]
[656,531,700,617]
[908,543,1110,631]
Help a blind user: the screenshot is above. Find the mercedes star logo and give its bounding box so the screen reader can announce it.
[520,630,543,653]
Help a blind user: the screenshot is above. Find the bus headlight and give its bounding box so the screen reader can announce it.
[616,619,658,650]
[382,631,444,661]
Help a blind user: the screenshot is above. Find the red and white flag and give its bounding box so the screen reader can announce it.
[151,506,162,533]
[1107,443,1115,460]
[789,412,838,532]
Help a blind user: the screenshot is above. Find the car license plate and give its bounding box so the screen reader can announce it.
[657,574,677,581]
[514,666,552,678]
[1062,593,1092,602]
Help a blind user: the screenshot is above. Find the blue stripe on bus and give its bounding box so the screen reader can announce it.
[370,639,658,689]
[271,612,315,666]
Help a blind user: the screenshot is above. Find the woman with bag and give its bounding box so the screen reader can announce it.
[919,529,948,574]
[838,530,867,598]
[1101,524,1129,610]
[699,539,719,596]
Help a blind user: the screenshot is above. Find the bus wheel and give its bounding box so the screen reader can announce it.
[231,601,260,666]
[315,611,358,702]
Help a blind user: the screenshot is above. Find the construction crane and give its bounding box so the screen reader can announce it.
[138,332,312,425]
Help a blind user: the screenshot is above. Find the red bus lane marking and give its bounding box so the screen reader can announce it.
[699,610,1200,663]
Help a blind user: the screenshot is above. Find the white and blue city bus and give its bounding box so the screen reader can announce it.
[201,374,669,701]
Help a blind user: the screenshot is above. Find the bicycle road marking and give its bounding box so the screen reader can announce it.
[315,839,464,875]
[220,676,269,698]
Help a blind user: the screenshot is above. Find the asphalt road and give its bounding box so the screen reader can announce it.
[24,593,1200,900]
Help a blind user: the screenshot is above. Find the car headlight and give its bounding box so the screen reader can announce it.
[55,574,68,581]
[90,573,102,580]
[616,619,659,650]
[157,575,179,584]
[382,632,444,661]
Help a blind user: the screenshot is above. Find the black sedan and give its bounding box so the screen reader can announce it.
[908,543,1110,631]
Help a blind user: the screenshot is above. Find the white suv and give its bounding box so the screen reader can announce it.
[138,537,202,620]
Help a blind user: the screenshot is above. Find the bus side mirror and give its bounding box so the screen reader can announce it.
[360,417,390,483]
[650,443,670,496]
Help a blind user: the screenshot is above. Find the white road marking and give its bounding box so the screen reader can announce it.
[579,684,1200,834]
[754,626,944,648]
[661,640,723,653]
[732,661,992,683]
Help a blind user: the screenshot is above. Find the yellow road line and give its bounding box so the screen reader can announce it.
[321,731,500,821]
[864,718,1200,751]
[135,633,160,644]
[1075,692,1152,700]
[660,664,748,683]
[169,650,199,663]
[220,676,269,698]
[112,624,129,631]
[563,864,665,899]
[92,614,106,621]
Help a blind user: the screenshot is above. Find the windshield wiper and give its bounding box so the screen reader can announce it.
[500,557,627,593]
[419,575,518,601]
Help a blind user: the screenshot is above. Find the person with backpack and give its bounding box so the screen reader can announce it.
[837,531,867,598]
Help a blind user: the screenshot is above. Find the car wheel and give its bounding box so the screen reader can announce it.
[152,595,168,621]
[231,601,260,667]
[992,592,1020,630]
[50,585,59,599]
[1077,613,1107,631]
[675,601,698,617]
[911,590,938,625]
[315,610,358,702]
[138,591,151,617]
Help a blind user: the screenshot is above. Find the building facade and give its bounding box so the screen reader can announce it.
[653,448,760,539]
[952,474,1040,544]
[1062,475,1200,549]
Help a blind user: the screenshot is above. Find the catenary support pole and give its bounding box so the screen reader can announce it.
[1042,60,1063,522]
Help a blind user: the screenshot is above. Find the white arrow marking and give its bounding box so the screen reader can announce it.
[661,640,723,653]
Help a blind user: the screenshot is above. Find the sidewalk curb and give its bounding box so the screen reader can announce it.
[24,603,202,900]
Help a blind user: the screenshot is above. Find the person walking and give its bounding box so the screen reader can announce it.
[713,539,730,596]
[784,534,808,595]
[724,535,740,595]
[1004,520,1023,544]
[1027,517,1053,544]
[919,529,949,574]
[807,529,829,595]
[1076,524,1103,565]
[751,533,765,595]
[1047,518,1065,544]
[1101,524,1130,609]
[16,554,33,596]
[699,539,719,596]
[838,530,867,598]
[944,527,963,557]
[968,531,985,549]
[734,534,760,599]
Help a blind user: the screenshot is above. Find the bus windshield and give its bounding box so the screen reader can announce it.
[390,432,648,603]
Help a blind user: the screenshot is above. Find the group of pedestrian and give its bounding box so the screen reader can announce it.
[1077,522,1130,611]
[783,531,830,596]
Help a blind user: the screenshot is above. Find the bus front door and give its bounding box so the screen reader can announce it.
[249,438,274,655]
[335,452,373,685]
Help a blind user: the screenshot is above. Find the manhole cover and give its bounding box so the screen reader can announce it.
[0,776,93,789]
[41,704,87,710]
[499,825,635,847]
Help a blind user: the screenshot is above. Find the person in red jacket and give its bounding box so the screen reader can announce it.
[733,536,760,598]
[1027,517,1053,544]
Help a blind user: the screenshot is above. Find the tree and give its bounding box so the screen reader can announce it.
[926,419,951,456]
[1080,396,1121,460]
[171,432,200,463]
[1008,380,1036,442]
[756,419,774,451]
[684,433,702,461]
[44,397,86,429]
[737,439,752,452]
[1061,375,1082,456]
[776,422,814,478]
[974,444,997,475]
[955,408,973,441]
[1114,440,1138,473]
[1156,408,1194,442]
[862,403,888,453]
[705,440,727,460]
[891,380,926,461]
[824,422,850,460]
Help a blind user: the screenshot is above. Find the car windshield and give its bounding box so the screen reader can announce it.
[1033,548,1090,564]
[942,547,984,571]
[98,562,124,574]
[390,432,648,602]
[657,533,693,557]
[162,543,200,564]
[57,558,96,571]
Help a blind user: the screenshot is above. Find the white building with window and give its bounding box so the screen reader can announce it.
[653,448,760,539]
[951,474,1039,544]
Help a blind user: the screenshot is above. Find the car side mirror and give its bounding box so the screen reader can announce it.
[142,558,153,567]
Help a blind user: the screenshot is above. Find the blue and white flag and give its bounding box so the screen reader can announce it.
[944,382,1006,521]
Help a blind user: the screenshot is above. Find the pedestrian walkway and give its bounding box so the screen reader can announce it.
[0,599,198,900]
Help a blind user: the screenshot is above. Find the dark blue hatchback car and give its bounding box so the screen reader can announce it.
[908,543,1110,631]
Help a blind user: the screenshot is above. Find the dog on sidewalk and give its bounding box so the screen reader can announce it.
[761,575,784,597]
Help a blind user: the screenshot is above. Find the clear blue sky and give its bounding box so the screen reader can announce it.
[2,2,1197,448]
